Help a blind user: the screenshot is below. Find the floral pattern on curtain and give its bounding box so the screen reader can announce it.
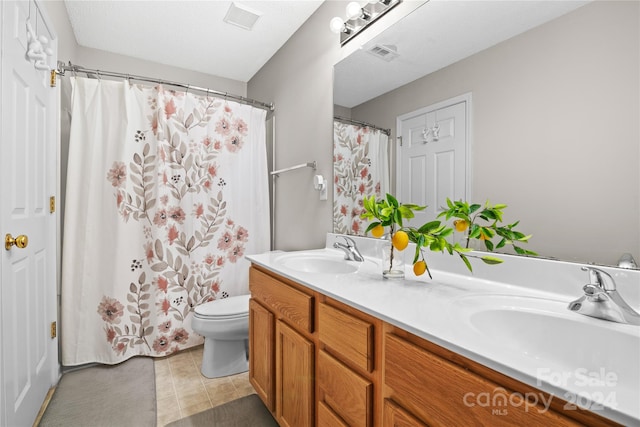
[333,121,389,236]
[61,78,269,365]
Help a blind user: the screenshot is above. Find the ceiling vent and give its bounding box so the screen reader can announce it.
[223,2,262,31]
[367,44,399,62]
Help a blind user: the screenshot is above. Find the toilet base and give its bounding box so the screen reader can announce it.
[200,337,249,379]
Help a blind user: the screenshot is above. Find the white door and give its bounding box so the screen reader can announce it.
[397,95,470,229]
[1,1,58,426]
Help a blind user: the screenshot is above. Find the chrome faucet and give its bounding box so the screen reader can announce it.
[333,236,364,262]
[568,266,640,325]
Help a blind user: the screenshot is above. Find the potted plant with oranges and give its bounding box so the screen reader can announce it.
[361,194,535,279]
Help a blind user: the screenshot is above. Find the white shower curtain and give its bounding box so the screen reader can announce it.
[333,121,389,235]
[61,77,270,365]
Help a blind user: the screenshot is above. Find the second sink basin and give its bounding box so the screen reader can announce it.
[275,251,360,274]
[450,294,640,402]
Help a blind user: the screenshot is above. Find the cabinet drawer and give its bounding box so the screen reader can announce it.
[319,302,374,373]
[318,401,349,427]
[250,267,313,333]
[318,350,373,427]
[385,333,578,426]
[383,399,427,427]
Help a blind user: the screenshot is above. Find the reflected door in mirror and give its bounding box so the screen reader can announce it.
[398,98,469,231]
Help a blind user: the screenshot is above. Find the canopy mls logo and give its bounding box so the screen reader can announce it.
[462,367,621,417]
[462,387,553,416]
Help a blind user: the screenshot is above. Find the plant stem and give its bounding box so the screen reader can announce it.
[388,224,395,271]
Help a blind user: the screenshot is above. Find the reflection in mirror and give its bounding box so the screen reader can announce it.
[333,1,639,268]
[333,117,389,236]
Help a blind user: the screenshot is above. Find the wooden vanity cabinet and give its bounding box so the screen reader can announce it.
[249,265,620,427]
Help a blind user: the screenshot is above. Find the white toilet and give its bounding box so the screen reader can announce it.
[191,294,251,378]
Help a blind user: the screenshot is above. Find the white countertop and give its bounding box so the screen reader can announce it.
[247,234,640,426]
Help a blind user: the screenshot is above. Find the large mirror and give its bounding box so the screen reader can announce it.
[333,0,639,268]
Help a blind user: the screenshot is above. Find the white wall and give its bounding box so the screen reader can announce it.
[247,1,423,250]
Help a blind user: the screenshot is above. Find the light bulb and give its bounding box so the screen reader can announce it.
[329,17,345,34]
[345,2,363,20]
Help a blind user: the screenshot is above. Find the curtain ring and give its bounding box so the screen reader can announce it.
[96,70,102,80]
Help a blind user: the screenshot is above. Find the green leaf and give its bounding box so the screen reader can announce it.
[386,193,399,208]
[484,239,494,251]
[469,225,481,239]
[418,220,441,233]
[481,256,504,265]
[482,209,498,220]
[365,222,381,234]
[446,198,454,209]
[469,204,481,213]
[412,246,421,264]
[394,209,403,226]
[460,254,473,272]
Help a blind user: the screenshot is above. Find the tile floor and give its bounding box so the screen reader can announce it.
[154,345,255,426]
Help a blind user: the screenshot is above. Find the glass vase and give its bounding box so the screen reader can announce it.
[380,238,405,279]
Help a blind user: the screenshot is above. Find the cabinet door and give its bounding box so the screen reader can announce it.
[249,299,275,411]
[318,350,373,427]
[276,320,314,427]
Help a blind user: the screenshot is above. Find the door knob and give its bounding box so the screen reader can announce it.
[5,234,28,250]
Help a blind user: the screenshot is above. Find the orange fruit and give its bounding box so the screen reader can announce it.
[391,230,409,251]
[371,224,384,238]
[413,260,427,276]
[454,220,469,232]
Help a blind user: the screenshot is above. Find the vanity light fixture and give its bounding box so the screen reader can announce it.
[330,0,402,46]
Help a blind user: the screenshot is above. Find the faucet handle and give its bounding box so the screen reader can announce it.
[340,235,356,247]
[581,266,616,292]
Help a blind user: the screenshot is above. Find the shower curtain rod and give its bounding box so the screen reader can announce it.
[334,115,391,136]
[55,61,275,112]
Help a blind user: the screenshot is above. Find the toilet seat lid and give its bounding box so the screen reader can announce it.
[194,294,250,318]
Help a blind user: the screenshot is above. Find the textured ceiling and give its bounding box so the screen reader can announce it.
[64,0,324,82]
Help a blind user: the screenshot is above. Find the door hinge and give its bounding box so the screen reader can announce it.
[397,136,403,146]
[50,196,55,213]
[50,70,57,87]
[51,321,57,339]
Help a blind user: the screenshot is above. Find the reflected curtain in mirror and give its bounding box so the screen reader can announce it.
[333,120,389,236]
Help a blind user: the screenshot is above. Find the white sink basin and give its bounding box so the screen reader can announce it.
[451,295,640,404]
[274,252,360,274]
